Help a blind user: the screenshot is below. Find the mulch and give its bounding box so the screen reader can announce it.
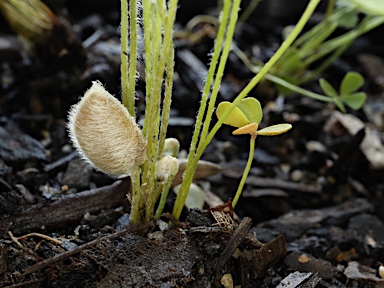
[1,1,384,287]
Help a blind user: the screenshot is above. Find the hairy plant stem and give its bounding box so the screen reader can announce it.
[120,0,130,111]
[173,0,321,220]
[200,0,240,141]
[172,0,236,219]
[154,178,173,219]
[127,0,139,116]
[120,0,142,223]
[141,0,154,139]
[158,48,175,165]
[232,135,255,207]
[140,0,163,219]
[130,166,142,224]
[144,0,178,222]
[184,0,231,163]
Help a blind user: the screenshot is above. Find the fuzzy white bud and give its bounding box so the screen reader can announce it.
[163,138,180,157]
[67,81,146,176]
[155,155,179,181]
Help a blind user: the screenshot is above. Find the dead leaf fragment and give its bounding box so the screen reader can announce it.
[344,261,384,284]
[172,159,222,187]
[326,111,384,169]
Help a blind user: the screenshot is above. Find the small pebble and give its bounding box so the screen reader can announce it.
[221,273,233,288]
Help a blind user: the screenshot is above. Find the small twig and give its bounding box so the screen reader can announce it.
[4,278,44,288]
[161,212,185,228]
[214,217,252,275]
[8,231,23,249]
[8,231,42,261]
[23,222,154,275]
[16,232,62,245]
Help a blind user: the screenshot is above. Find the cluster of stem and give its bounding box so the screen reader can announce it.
[120,0,178,224]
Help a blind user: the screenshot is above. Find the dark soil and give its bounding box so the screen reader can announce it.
[2,1,384,287]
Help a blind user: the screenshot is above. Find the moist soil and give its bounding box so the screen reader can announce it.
[2,1,384,287]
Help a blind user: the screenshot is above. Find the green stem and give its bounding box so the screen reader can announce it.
[298,40,351,84]
[145,0,179,221]
[297,22,338,60]
[154,178,173,219]
[324,0,335,23]
[185,0,231,162]
[232,44,333,102]
[293,8,344,48]
[172,0,235,219]
[127,0,138,116]
[120,0,129,111]
[129,166,142,224]
[265,74,333,102]
[237,0,261,27]
[141,0,163,218]
[173,0,321,220]
[121,0,141,223]
[302,15,384,67]
[232,135,255,207]
[158,47,175,162]
[201,0,241,141]
[141,1,160,186]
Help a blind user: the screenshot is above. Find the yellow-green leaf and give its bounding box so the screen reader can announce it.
[257,123,292,136]
[216,102,250,128]
[237,98,263,124]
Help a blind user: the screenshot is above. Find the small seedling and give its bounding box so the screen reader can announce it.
[319,71,367,112]
[216,97,292,207]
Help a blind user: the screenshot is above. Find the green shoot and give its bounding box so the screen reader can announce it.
[319,71,367,112]
[216,98,292,207]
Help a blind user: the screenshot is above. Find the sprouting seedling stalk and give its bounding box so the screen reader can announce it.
[216,98,292,207]
[200,0,241,142]
[141,0,153,139]
[157,38,175,171]
[173,0,320,220]
[184,0,232,163]
[172,0,237,220]
[120,0,130,114]
[154,155,179,219]
[127,0,139,117]
[143,0,179,222]
[141,0,161,192]
[120,0,144,223]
